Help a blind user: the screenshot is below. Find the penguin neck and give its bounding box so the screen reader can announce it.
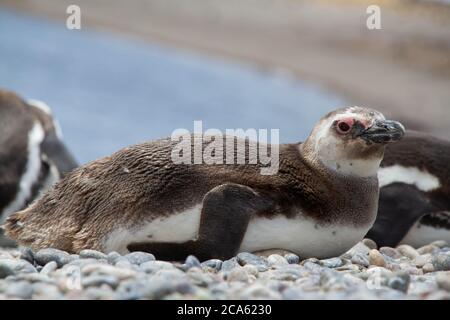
[299,141,383,179]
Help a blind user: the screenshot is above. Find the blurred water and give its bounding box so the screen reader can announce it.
[0,8,345,164]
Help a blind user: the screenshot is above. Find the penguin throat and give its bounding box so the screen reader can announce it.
[300,141,382,178]
[322,157,382,178]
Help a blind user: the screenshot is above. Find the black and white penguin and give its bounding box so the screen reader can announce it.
[4,106,404,260]
[0,90,78,233]
[366,131,450,248]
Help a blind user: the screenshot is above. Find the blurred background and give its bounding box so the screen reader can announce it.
[0,0,449,164]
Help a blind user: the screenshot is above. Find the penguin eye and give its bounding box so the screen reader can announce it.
[337,121,352,134]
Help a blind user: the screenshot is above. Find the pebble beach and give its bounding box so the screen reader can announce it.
[1,239,450,300]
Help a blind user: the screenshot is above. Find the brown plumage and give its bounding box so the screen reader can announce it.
[4,107,404,256]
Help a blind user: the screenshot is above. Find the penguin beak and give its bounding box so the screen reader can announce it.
[358,120,405,144]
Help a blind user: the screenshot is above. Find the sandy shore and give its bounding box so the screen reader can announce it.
[1,0,450,138]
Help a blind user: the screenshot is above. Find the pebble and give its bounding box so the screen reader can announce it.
[284,254,300,265]
[40,261,58,275]
[267,254,289,267]
[368,249,386,267]
[351,253,370,267]
[107,252,122,265]
[82,263,137,280]
[413,255,430,268]
[0,258,36,278]
[387,271,411,293]
[184,255,201,269]
[124,252,155,265]
[431,241,448,248]
[19,248,35,264]
[79,249,108,260]
[362,238,377,250]
[227,267,250,282]
[320,257,343,268]
[417,245,439,255]
[423,263,435,274]
[201,259,222,271]
[379,247,402,259]
[435,272,450,291]
[397,245,419,260]
[5,281,33,299]
[1,240,450,300]
[82,274,120,289]
[221,258,240,272]
[34,248,72,268]
[140,260,175,273]
[236,252,269,272]
[432,253,450,271]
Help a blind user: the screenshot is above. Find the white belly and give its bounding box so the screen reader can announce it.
[400,215,450,248]
[104,205,370,258]
[103,205,202,254]
[239,216,370,259]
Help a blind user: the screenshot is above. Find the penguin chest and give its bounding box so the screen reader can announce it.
[239,216,370,259]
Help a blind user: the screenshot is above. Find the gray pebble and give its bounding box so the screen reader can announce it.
[221,258,240,272]
[140,260,175,273]
[32,283,63,299]
[432,253,450,271]
[388,272,410,293]
[34,248,72,268]
[236,252,269,272]
[184,255,201,269]
[19,247,35,264]
[201,259,222,271]
[346,242,371,257]
[362,238,378,250]
[379,247,402,259]
[320,257,343,268]
[239,284,281,299]
[227,267,249,282]
[0,258,37,278]
[142,279,177,299]
[284,253,300,264]
[5,281,33,299]
[124,252,155,265]
[40,261,58,275]
[79,249,108,260]
[82,274,120,289]
[351,253,370,267]
[107,252,122,265]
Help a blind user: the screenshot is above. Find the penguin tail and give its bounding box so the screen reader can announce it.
[3,208,36,247]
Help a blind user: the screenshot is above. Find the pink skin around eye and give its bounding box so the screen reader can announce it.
[338,118,355,128]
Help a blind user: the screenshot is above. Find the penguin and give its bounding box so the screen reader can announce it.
[0,89,78,241]
[3,106,405,260]
[366,131,450,248]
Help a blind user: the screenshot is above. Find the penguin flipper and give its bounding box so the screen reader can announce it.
[366,183,436,247]
[128,183,273,261]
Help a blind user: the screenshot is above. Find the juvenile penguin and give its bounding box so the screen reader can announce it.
[0,90,78,230]
[366,131,450,248]
[4,106,404,260]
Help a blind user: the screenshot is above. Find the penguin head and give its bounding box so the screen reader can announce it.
[27,99,78,176]
[303,106,405,178]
